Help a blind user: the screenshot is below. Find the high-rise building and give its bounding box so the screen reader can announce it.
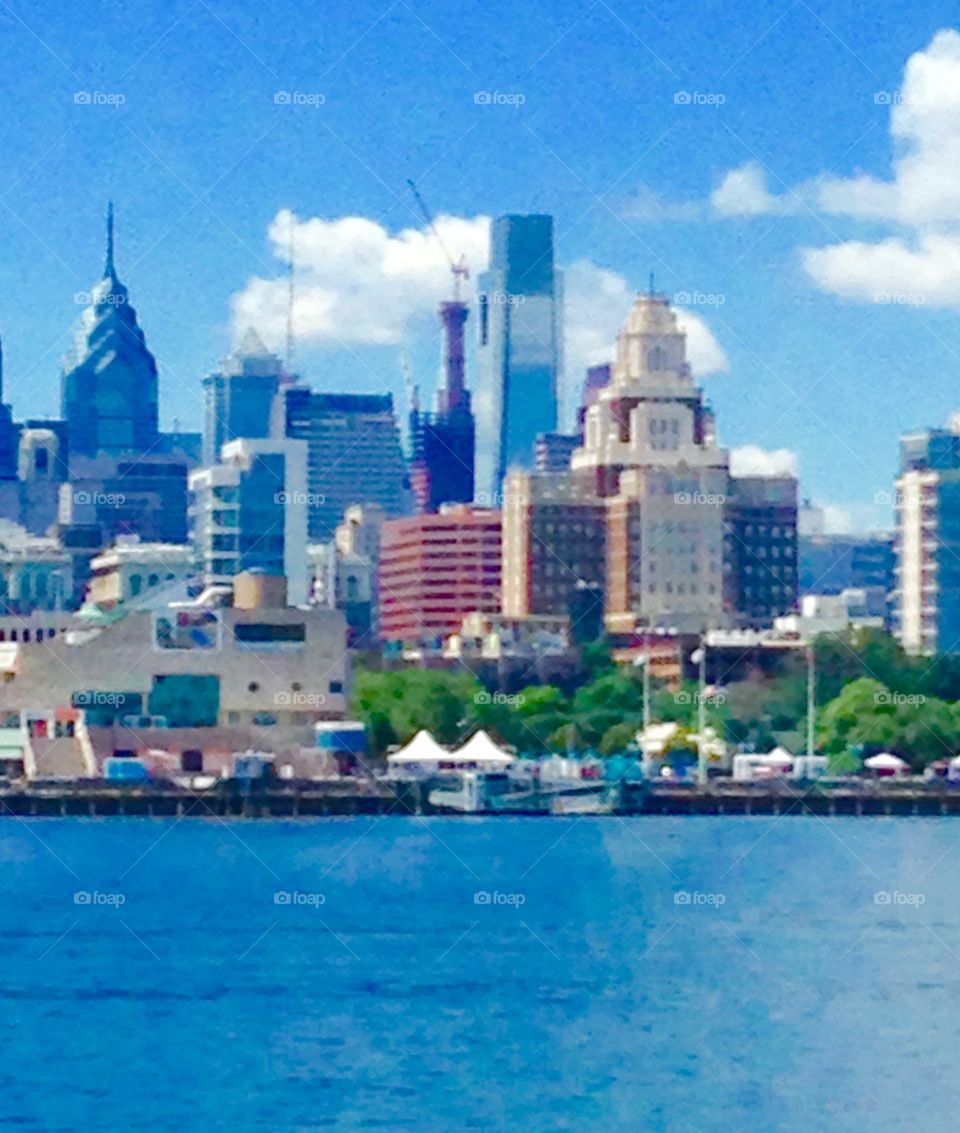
[378,506,501,644]
[501,470,606,619]
[533,432,579,474]
[202,330,285,466]
[474,215,561,500]
[894,418,960,654]
[60,205,159,461]
[62,454,190,545]
[0,338,20,481]
[409,299,475,513]
[723,476,799,628]
[277,388,409,541]
[190,437,309,605]
[574,292,729,634]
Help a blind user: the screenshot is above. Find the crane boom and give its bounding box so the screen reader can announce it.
[406,178,470,301]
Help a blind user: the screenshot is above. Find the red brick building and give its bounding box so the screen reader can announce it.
[378,506,501,643]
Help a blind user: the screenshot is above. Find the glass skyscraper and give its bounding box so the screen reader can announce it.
[474,215,561,501]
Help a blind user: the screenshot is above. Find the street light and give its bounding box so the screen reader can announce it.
[691,641,707,787]
[632,652,650,769]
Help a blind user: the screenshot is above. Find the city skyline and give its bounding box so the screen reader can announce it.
[4,5,960,531]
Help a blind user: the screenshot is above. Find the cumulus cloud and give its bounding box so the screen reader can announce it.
[710,162,802,218]
[801,29,960,306]
[729,445,799,478]
[230,210,491,349]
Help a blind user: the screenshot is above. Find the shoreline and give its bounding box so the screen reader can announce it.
[2,781,960,817]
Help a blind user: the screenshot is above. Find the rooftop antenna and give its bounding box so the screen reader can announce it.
[284,213,296,381]
[406,179,470,301]
[648,271,655,297]
[105,200,116,277]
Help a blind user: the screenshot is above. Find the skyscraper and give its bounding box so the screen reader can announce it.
[894,417,960,654]
[190,437,309,605]
[475,215,561,500]
[0,338,20,481]
[409,298,475,512]
[60,204,159,461]
[276,388,410,540]
[202,329,285,466]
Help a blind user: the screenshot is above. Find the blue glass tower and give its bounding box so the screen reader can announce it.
[474,215,560,501]
[60,204,159,461]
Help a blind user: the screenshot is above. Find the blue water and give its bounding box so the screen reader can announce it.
[1,816,959,1131]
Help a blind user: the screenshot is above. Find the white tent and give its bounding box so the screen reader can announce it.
[864,752,908,773]
[765,746,794,764]
[387,730,452,766]
[453,730,514,767]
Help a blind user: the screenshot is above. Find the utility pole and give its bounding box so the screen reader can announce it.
[806,641,816,760]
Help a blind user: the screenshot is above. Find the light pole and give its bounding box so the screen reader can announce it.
[805,640,816,760]
[632,652,650,770]
[691,639,707,787]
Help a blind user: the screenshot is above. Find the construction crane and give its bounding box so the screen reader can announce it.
[407,178,470,302]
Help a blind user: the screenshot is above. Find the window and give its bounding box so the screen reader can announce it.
[329,680,344,694]
[247,682,260,693]
[234,623,306,645]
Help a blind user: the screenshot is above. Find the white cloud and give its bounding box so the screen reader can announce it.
[729,445,798,478]
[710,162,801,218]
[230,210,491,349]
[801,30,960,307]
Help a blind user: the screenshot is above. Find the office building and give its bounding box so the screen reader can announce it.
[60,205,159,460]
[474,215,561,499]
[533,433,579,474]
[501,470,606,619]
[0,338,20,481]
[574,291,729,634]
[62,454,190,545]
[202,329,285,465]
[277,388,410,540]
[723,476,799,627]
[378,506,501,643]
[894,418,960,654]
[190,437,309,605]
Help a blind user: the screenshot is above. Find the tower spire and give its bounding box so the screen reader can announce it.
[105,201,115,278]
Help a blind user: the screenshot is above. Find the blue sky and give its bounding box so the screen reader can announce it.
[3,0,960,529]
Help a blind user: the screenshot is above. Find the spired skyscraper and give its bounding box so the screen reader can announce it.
[474,215,561,501]
[60,204,159,461]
